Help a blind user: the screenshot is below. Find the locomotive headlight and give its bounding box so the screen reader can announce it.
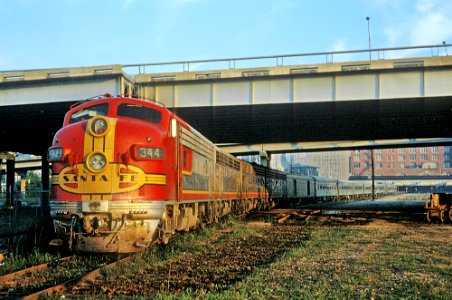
[48,147,63,161]
[137,147,164,159]
[86,152,107,172]
[88,116,109,136]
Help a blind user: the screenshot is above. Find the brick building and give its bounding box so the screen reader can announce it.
[350,146,452,177]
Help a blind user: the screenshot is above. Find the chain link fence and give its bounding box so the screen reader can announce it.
[0,191,48,244]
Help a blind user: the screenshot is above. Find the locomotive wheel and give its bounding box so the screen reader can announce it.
[426,210,432,222]
[161,233,171,244]
[440,210,447,223]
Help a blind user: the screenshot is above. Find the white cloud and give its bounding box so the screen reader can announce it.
[121,0,137,10]
[121,0,199,10]
[383,0,452,47]
[167,0,202,8]
[328,39,358,62]
[383,27,401,46]
[330,39,348,52]
[416,0,436,13]
[410,1,452,45]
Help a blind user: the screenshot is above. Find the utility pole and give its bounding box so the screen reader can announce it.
[366,16,371,60]
[371,149,375,201]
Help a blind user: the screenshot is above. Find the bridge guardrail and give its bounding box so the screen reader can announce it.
[123,43,451,75]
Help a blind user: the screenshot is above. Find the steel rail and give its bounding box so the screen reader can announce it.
[20,255,133,300]
[0,256,74,284]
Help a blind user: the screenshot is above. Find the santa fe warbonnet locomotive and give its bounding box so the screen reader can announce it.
[48,95,272,253]
[48,95,396,253]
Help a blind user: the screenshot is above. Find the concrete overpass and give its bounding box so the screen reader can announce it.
[0,65,135,154]
[1,44,451,156]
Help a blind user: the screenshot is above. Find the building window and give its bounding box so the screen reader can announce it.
[398,149,405,153]
[398,155,405,161]
[353,162,360,168]
[376,162,383,169]
[445,162,451,168]
[354,156,360,161]
[432,154,439,160]
[399,163,405,168]
[375,149,382,153]
[432,147,439,153]
[409,148,416,153]
[410,155,416,160]
[421,155,427,160]
[353,150,360,153]
[376,155,382,161]
[421,147,427,153]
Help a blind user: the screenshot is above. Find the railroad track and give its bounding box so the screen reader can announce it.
[0,254,125,299]
[259,207,426,224]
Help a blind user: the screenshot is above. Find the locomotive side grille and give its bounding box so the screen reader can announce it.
[216,151,240,171]
[180,126,214,159]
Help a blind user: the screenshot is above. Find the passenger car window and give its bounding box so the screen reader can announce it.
[117,103,162,124]
[69,103,109,124]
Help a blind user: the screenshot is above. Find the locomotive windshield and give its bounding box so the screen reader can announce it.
[69,103,109,124]
[117,103,162,124]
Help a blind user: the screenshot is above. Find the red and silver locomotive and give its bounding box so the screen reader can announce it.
[48,95,271,253]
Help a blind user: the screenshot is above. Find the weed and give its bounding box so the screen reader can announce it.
[0,247,59,275]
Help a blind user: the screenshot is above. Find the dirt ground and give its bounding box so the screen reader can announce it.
[71,221,310,297]
[67,197,451,299]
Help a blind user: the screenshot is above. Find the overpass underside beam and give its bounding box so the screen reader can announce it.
[219,138,452,155]
[171,96,452,146]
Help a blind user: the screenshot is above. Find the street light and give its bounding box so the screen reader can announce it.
[366,16,371,60]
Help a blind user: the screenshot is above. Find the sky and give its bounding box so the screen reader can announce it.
[1,0,452,72]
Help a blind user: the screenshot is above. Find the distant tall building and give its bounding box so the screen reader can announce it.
[306,151,350,179]
[349,146,452,177]
[279,151,350,179]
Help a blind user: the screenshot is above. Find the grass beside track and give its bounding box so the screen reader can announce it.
[159,219,452,300]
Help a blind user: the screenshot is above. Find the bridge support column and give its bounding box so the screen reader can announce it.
[259,151,270,167]
[0,158,3,193]
[15,170,27,193]
[41,153,50,217]
[6,159,15,206]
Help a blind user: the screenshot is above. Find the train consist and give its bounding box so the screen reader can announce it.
[252,164,397,207]
[48,95,395,253]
